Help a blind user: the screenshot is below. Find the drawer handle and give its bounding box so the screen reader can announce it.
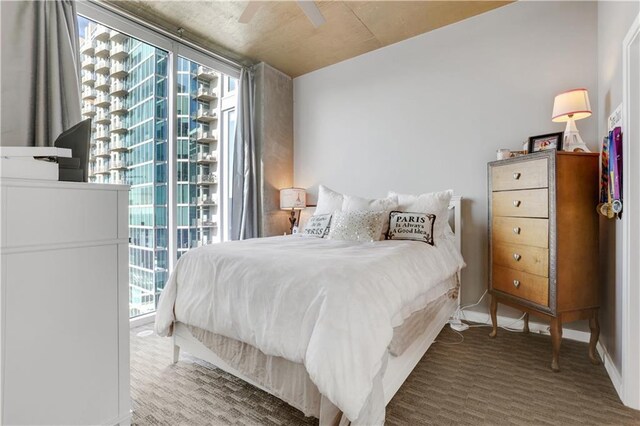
[513,280,521,288]
[513,253,521,261]
[513,172,521,180]
[513,227,521,234]
[513,200,521,207]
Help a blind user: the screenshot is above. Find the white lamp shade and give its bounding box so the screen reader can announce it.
[280,188,306,210]
[552,88,592,122]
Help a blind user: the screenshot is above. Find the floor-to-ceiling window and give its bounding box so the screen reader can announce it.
[77,9,238,318]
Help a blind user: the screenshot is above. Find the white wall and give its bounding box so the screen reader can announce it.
[597,0,640,375]
[293,1,598,322]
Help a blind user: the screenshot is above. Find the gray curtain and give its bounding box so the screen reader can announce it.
[0,0,81,147]
[230,67,258,240]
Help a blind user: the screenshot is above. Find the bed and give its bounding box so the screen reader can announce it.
[155,196,464,425]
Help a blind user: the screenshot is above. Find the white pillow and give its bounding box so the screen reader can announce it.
[388,190,453,239]
[342,194,398,239]
[315,185,344,215]
[327,210,385,242]
[301,213,332,238]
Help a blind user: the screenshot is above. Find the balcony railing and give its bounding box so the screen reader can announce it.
[109,160,128,170]
[196,109,217,122]
[95,164,111,174]
[95,40,110,57]
[95,75,110,91]
[95,109,110,124]
[81,71,96,84]
[196,152,218,163]
[81,56,94,70]
[96,128,110,140]
[110,61,128,78]
[95,93,111,107]
[95,24,110,40]
[197,195,218,206]
[196,218,217,227]
[112,176,128,185]
[196,66,218,80]
[110,43,128,60]
[110,80,128,96]
[95,59,110,74]
[111,136,127,151]
[82,88,97,100]
[195,86,218,101]
[95,145,111,157]
[196,173,218,185]
[81,103,96,116]
[196,130,217,143]
[80,39,95,55]
[110,100,127,114]
[111,119,127,133]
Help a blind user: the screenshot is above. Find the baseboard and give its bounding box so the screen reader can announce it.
[460,309,590,343]
[130,312,155,328]
[597,340,624,402]
[460,308,625,403]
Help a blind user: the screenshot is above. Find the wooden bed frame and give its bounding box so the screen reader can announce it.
[172,196,463,425]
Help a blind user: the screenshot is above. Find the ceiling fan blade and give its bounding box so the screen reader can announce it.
[239,1,263,24]
[296,0,326,28]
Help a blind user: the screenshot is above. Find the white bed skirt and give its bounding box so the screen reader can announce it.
[172,279,458,423]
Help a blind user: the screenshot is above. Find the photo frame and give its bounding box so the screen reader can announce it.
[527,132,564,153]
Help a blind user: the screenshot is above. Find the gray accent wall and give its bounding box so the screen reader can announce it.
[254,63,294,237]
[293,1,598,328]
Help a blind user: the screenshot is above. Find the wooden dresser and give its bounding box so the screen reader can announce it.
[0,178,131,425]
[487,150,600,371]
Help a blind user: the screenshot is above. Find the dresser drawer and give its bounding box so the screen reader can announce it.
[492,217,548,248]
[492,265,549,306]
[492,189,548,218]
[493,242,548,277]
[4,185,119,248]
[492,158,548,191]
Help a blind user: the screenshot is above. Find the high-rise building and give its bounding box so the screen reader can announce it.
[78,18,235,317]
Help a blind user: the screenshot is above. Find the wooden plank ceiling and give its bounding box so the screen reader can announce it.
[107,1,512,77]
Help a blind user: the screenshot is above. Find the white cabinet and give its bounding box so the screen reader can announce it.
[0,178,130,425]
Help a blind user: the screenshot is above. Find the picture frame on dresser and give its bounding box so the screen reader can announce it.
[527,132,564,153]
[487,149,600,372]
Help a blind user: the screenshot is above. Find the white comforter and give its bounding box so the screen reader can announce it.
[155,235,465,421]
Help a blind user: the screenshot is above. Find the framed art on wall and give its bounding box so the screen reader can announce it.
[528,132,564,153]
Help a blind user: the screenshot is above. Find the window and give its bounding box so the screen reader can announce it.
[77,11,238,318]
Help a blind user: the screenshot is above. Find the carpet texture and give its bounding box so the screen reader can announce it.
[131,324,640,425]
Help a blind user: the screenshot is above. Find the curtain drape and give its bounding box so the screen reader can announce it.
[230,67,259,240]
[0,0,81,147]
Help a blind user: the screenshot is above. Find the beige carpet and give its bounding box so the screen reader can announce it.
[131,323,640,425]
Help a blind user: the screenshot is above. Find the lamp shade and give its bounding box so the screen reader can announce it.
[280,188,306,210]
[552,88,592,122]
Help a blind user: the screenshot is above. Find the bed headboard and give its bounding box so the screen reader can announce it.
[448,195,462,253]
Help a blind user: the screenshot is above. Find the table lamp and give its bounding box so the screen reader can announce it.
[552,88,592,152]
[280,187,306,234]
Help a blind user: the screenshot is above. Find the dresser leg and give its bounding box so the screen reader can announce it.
[489,296,498,338]
[589,312,601,365]
[523,313,530,334]
[550,316,562,372]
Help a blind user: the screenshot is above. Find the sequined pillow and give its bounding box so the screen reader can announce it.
[302,213,332,238]
[387,211,436,245]
[327,210,386,242]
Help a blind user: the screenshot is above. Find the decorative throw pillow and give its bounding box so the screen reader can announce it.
[315,185,344,215]
[388,190,452,239]
[327,210,385,242]
[302,213,332,238]
[387,211,436,245]
[342,194,399,239]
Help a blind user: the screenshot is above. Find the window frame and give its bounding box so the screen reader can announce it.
[77,1,240,312]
